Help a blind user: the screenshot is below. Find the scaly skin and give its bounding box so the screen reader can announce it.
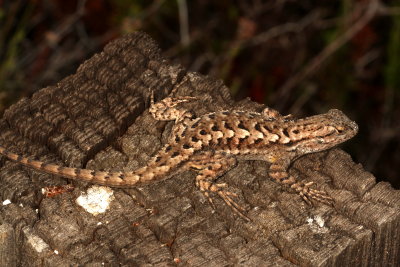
[0,95,358,220]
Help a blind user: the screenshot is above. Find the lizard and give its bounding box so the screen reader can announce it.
[0,94,358,220]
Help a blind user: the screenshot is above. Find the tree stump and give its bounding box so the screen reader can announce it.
[0,32,399,266]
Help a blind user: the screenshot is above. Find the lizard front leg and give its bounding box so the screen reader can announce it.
[149,91,196,122]
[149,92,198,139]
[268,158,333,205]
[186,151,249,220]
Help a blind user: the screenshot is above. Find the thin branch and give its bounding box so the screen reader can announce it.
[177,0,190,47]
[248,10,323,47]
[274,0,386,109]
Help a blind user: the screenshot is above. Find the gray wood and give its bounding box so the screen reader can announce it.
[0,32,399,266]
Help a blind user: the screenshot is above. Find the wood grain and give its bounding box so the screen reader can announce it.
[0,32,398,266]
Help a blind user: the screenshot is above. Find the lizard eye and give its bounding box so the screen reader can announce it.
[337,126,344,133]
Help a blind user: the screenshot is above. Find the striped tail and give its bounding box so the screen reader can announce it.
[0,146,177,188]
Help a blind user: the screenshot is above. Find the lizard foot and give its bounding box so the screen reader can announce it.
[291,181,334,206]
[208,183,250,221]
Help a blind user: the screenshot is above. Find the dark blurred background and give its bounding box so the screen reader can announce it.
[0,0,399,188]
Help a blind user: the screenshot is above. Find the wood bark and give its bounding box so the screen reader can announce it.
[0,32,399,266]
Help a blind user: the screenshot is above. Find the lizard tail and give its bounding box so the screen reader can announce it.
[0,146,176,188]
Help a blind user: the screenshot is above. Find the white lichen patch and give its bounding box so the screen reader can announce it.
[2,199,11,205]
[76,186,115,215]
[307,215,328,233]
[314,215,325,228]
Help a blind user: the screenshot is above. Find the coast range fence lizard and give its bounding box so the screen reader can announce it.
[0,93,358,220]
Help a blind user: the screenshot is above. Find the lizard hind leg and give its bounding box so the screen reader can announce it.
[187,152,250,221]
[268,161,334,206]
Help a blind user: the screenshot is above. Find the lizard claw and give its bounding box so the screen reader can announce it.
[198,182,249,221]
[292,181,334,206]
[217,190,249,221]
[210,183,249,221]
[203,191,217,210]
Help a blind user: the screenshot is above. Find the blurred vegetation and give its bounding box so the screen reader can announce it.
[0,0,399,188]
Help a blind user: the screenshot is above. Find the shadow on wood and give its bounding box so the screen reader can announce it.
[0,32,399,266]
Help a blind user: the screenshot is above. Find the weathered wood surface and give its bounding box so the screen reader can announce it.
[0,32,399,266]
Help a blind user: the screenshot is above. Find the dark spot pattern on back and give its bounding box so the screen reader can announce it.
[216,137,223,145]
[238,137,248,146]
[238,122,247,130]
[191,121,200,128]
[284,141,294,146]
[211,125,219,131]
[224,122,233,131]
[282,128,289,137]
[171,152,179,158]
[255,138,263,144]
[200,129,207,135]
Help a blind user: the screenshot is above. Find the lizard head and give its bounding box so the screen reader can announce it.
[285,109,358,155]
